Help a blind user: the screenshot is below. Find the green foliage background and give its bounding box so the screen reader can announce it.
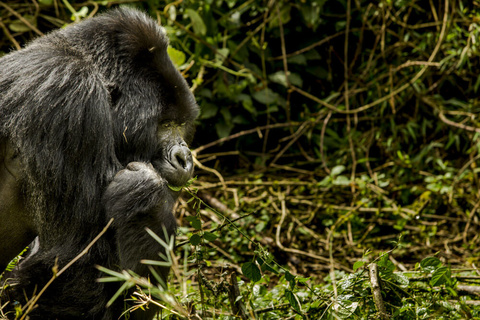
[2,0,480,318]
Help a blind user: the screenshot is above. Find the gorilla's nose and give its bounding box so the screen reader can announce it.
[168,144,193,182]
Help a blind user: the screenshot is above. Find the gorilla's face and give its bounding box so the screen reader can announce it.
[105,42,199,188]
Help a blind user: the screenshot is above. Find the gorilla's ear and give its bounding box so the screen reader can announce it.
[2,140,22,179]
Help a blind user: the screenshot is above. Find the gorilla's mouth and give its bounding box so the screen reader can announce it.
[153,156,193,188]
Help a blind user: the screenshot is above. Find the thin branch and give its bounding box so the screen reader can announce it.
[193,122,301,154]
[0,2,43,36]
[320,111,332,174]
[344,0,356,194]
[422,97,480,134]
[193,156,227,192]
[0,19,20,50]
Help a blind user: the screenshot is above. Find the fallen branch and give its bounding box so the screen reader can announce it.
[369,264,389,320]
[228,271,248,320]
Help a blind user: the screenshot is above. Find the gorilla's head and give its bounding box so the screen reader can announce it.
[65,8,200,187]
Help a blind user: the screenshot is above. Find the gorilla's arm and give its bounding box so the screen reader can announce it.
[0,41,119,244]
[103,162,177,282]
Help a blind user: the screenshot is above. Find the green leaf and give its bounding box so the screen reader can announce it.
[474,74,480,93]
[215,48,230,65]
[200,103,218,119]
[377,253,389,267]
[203,231,218,242]
[430,266,451,286]
[262,251,275,264]
[333,175,350,186]
[215,120,233,139]
[263,264,278,274]
[268,71,303,88]
[168,184,183,191]
[252,88,279,105]
[189,234,201,246]
[335,20,346,32]
[392,273,409,288]
[288,73,303,87]
[269,71,289,87]
[106,281,132,307]
[299,0,325,30]
[353,260,365,272]
[285,290,301,313]
[287,55,307,65]
[420,257,442,273]
[185,216,202,230]
[339,274,357,291]
[256,256,264,265]
[191,218,202,230]
[285,271,295,282]
[297,277,310,284]
[167,46,186,67]
[268,5,291,29]
[331,165,346,176]
[6,247,29,272]
[238,94,256,115]
[318,176,332,187]
[9,15,37,33]
[285,271,296,288]
[377,254,395,275]
[185,9,206,36]
[232,115,248,125]
[185,176,197,188]
[220,107,232,123]
[334,294,358,319]
[241,262,261,282]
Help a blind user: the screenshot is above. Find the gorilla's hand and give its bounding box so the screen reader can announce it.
[103,162,169,220]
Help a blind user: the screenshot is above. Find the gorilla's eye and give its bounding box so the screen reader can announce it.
[160,121,186,129]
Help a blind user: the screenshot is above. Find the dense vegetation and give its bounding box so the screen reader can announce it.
[2,0,480,318]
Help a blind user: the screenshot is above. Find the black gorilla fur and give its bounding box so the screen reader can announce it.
[0,7,198,319]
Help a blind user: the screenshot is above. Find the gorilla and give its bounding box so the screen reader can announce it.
[0,7,198,319]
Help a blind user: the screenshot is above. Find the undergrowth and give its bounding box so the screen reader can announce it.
[94,186,480,319]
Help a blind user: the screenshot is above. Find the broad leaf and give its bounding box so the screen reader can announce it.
[242,262,261,282]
